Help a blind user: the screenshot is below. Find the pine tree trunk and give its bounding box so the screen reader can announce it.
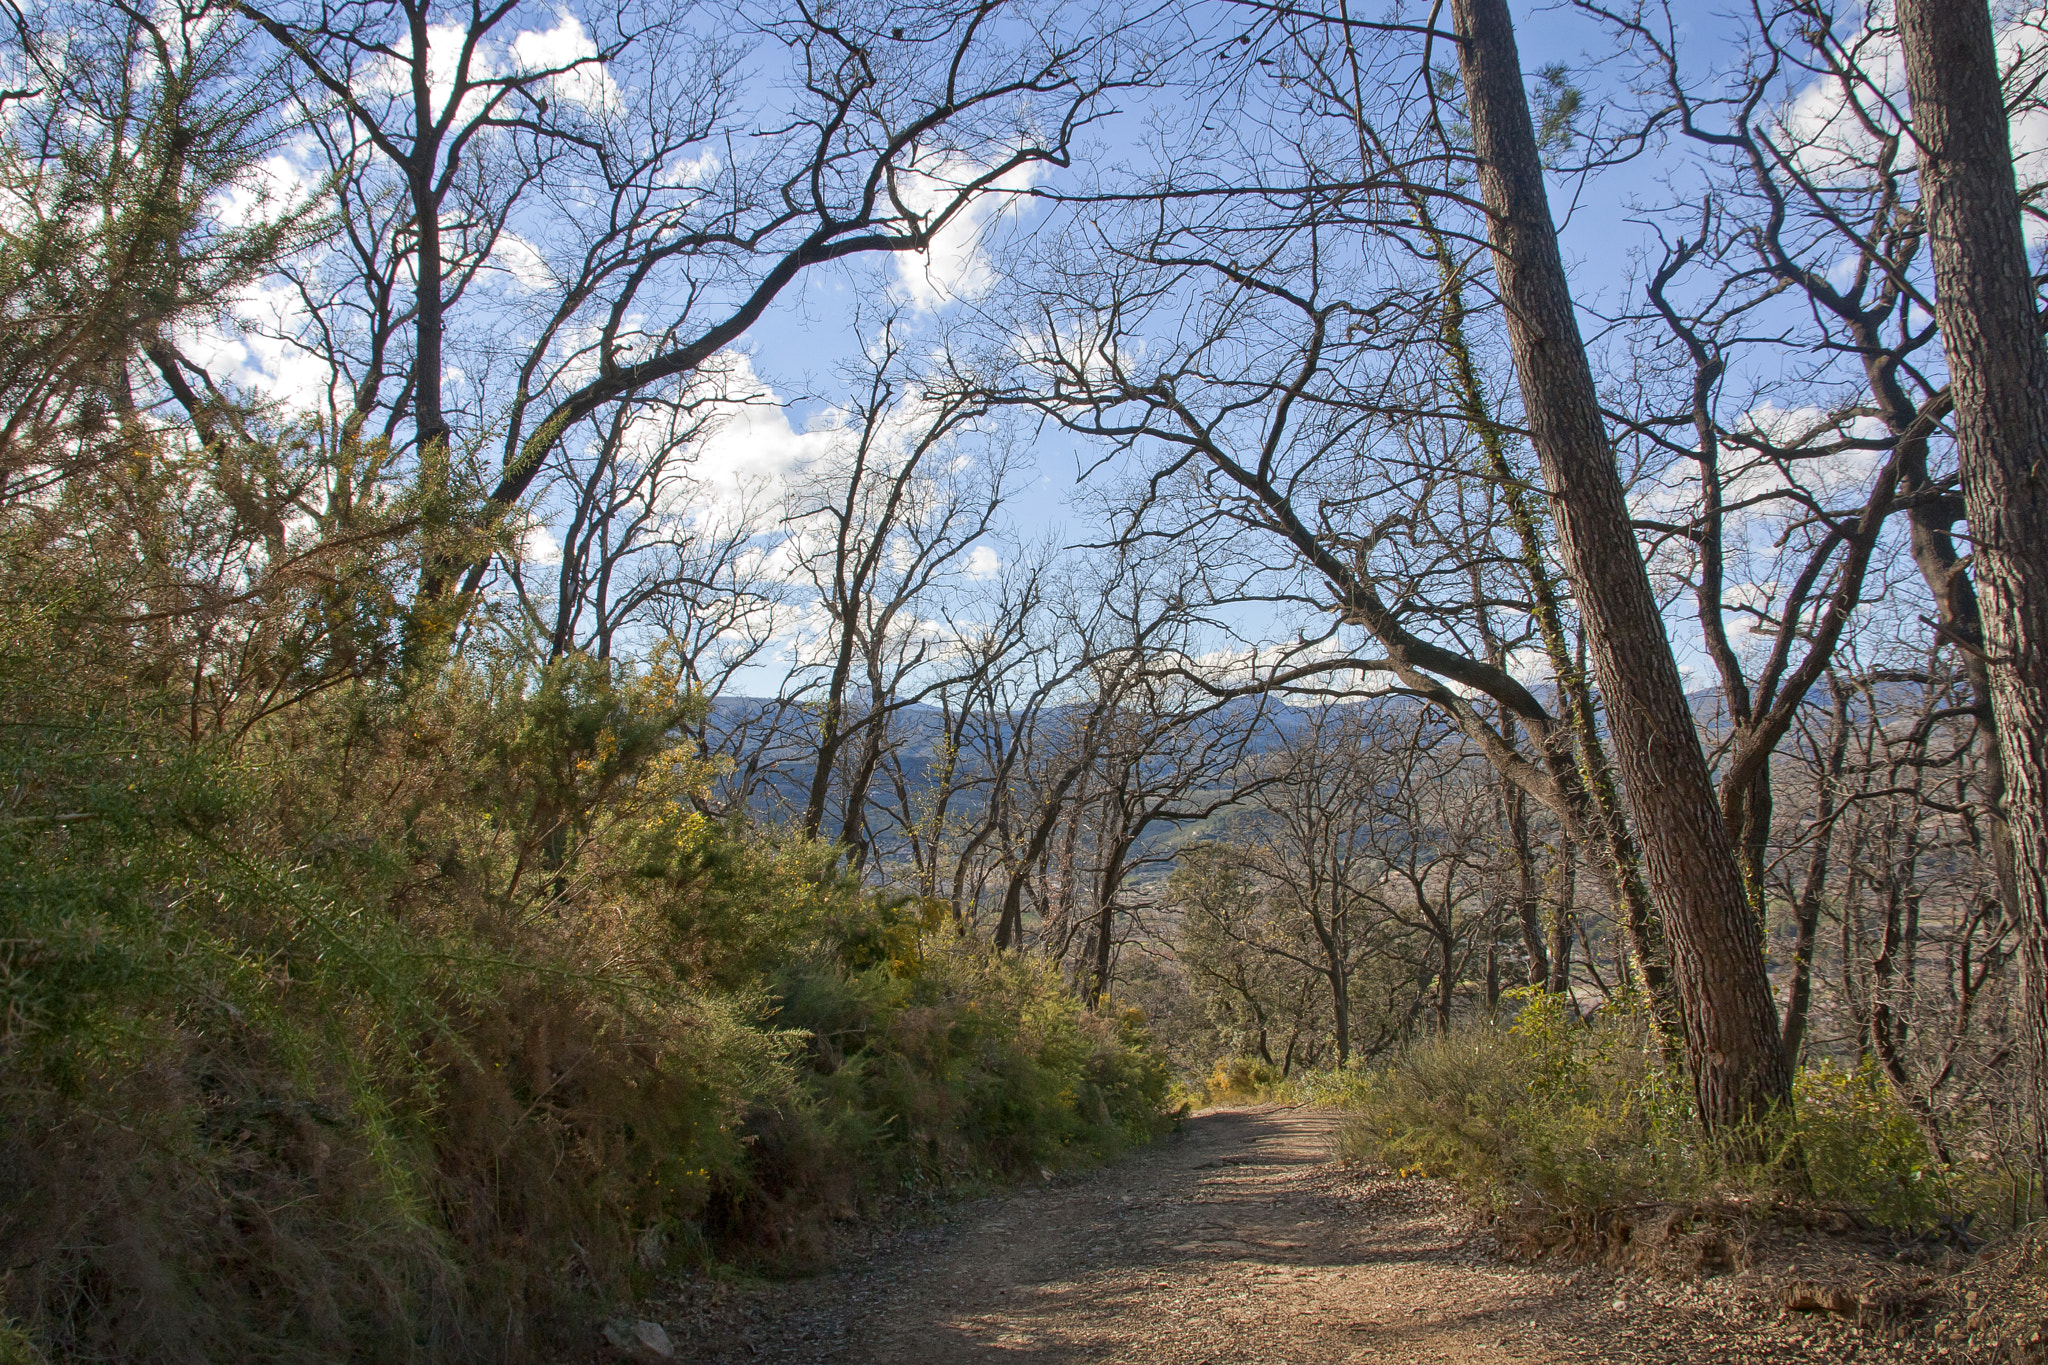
[1894,0,2048,1168]
[1449,0,1792,1130]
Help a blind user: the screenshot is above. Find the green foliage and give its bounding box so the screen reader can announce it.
[776,946,1170,1172]
[0,1,322,471]
[1169,848,1319,1074]
[0,624,1175,1361]
[1791,1060,1951,1228]
[1532,64,1583,155]
[1204,1054,1291,1103]
[0,1319,46,1365]
[1164,838,1429,1080]
[1330,989,1951,1238]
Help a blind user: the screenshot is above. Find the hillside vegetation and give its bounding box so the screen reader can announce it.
[0,593,1171,1360]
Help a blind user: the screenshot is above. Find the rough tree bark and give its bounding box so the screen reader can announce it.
[1894,0,2048,1165]
[1449,0,1791,1129]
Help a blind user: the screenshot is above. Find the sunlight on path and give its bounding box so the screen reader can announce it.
[684,1108,1589,1364]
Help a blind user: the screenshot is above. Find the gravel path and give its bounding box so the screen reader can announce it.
[665,1105,1596,1363]
[643,1105,1994,1363]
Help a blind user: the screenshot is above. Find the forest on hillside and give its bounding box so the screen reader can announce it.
[4,0,2048,1359]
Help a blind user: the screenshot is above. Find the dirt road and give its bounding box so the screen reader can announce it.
[671,1106,1597,1363]
[650,1105,1973,1363]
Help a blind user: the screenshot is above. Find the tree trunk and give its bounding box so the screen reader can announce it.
[1450,0,1791,1130]
[1895,0,2048,1168]
[1088,830,1137,1005]
[801,608,860,842]
[1735,758,1773,915]
[1782,680,1850,1068]
[1310,893,1353,1069]
[993,747,1100,949]
[1504,777,1549,986]
[1329,960,1351,1070]
[1435,926,1457,1035]
[1545,829,1575,995]
[400,159,459,660]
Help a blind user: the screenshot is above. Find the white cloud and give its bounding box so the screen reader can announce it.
[1632,403,1887,530]
[736,536,808,585]
[1776,26,1906,183]
[1734,403,1887,497]
[680,352,841,506]
[213,148,322,230]
[490,231,556,291]
[890,155,1041,311]
[1721,580,1783,650]
[521,520,561,565]
[1739,402,1833,447]
[358,14,619,126]
[1779,5,2048,238]
[965,544,1002,578]
[1007,308,1148,390]
[1504,646,1556,689]
[175,279,337,410]
[510,14,620,111]
[662,148,721,188]
[363,22,477,112]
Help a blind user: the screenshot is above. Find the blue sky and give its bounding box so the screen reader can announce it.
[170,0,2024,704]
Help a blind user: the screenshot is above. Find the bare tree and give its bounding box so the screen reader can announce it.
[1354,710,1493,1035]
[868,547,1056,908]
[778,326,1013,864]
[510,385,785,671]
[1224,702,1435,1067]
[1776,674,1851,1068]
[1803,643,2018,1163]
[947,19,1679,1019]
[1055,670,1275,1004]
[984,560,1212,951]
[230,0,1154,653]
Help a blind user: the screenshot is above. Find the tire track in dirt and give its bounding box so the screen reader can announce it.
[667,1106,1593,1363]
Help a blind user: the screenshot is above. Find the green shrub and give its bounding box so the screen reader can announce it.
[0,670,797,1360]
[0,638,1177,1362]
[1330,988,1950,1242]
[699,939,1172,1269]
[1329,1027,1534,1187]
[1204,1054,1291,1103]
[0,1319,46,1365]
[1789,1059,1951,1228]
